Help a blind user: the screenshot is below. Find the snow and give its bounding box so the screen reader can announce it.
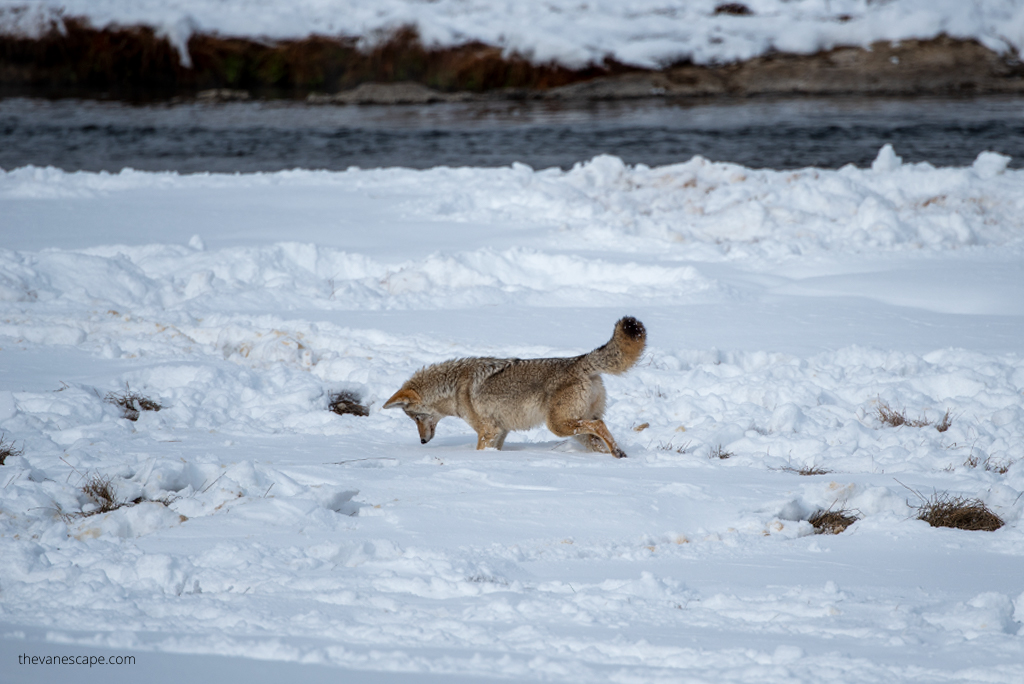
[1,148,1024,683]
[3,1,1024,69]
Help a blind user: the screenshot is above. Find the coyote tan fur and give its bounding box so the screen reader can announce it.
[383,317,646,458]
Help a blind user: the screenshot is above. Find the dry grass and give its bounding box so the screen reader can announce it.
[64,474,142,520]
[808,508,859,535]
[875,401,952,432]
[914,493,1004,532]
[709,445,733,460]
[328,390,369,417]
[983,459,1015,475]
[105,384,162,421]
[0,432,23,466]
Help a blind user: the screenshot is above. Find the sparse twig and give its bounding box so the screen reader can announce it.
[652,439,691,454]
[200,471,227,494]
[709,445,733,460]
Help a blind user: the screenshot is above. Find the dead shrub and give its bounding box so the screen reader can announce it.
[0,432,24,466]
[328,390,369,417]
[105,384,162,421]
[915,493,1004,532]
[808,509,859,535]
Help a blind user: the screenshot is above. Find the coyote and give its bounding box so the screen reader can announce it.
[383,317,646,457]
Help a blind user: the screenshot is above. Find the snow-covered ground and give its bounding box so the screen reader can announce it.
[3,0,1024,69]
[2,147,1024,683]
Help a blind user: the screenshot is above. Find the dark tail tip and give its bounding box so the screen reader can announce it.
[618,316,646,341]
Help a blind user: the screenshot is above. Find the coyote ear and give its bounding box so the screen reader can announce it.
[383,388,421,409]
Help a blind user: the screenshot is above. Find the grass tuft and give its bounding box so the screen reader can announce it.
[328,390,369,417]
[914,493,1003,532]
[875,401,952,432]
[808,508,859,535]
[0,432,24,466]
[105,384,162,421]
[777,465,833,476]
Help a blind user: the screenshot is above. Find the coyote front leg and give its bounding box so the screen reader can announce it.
[474,425,509,450]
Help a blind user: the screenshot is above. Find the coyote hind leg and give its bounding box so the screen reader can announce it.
[574,433,609,454]
[551,417,628,459]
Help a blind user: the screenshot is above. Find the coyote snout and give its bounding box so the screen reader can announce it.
[384,316,646,457]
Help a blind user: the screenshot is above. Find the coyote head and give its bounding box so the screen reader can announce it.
[383,388,440,444]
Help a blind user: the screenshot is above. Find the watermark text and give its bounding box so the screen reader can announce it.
[18,652,135,667]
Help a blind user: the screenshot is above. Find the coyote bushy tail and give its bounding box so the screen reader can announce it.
[577,316,646,375]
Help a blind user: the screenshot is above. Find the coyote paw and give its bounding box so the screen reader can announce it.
[614,448,628,459]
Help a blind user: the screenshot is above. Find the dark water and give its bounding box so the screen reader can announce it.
[2,95,1023,172]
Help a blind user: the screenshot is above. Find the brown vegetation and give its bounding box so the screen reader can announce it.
[915,493,1004,532]
[875,401,952,432]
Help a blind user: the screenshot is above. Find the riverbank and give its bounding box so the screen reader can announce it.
[2,19,1023,102]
